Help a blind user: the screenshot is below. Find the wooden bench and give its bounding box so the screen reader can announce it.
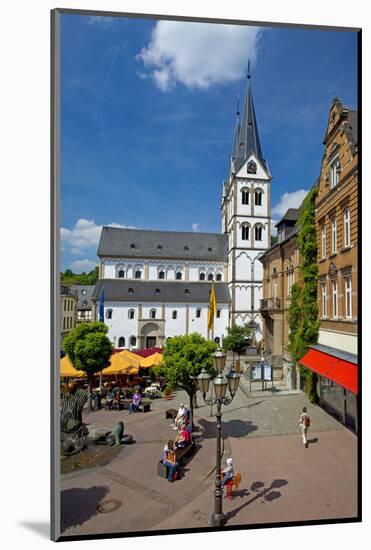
[165,408,178,420]
[157,441,195,479]
[110,399,151,412]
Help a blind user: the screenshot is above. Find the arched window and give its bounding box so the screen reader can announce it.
[176,271,182,280]
[255,225,263,241]
[172,310,177,320]
[150,309,157,319]
[208,273,214,281]
[196,308,201,318]
[118,337,125,348]
[158,270,165,279]
[130,336,137,347]
[216,309,221,318]
[343,208,351,248]
[214,337,221,344]
[128,288,134,294]
[216,273,222,281]
[135,270,142,279]
[128,309,135,320]
[106,309,112,319]
[241,224,250,240]
[255,190,263,206]
[118,269,125,278]
[241,188,249,205]
[199,272,206,281]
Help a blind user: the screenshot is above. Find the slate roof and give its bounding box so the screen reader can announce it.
[233,78,267,172]
[309,344,357,365]
[92,280,231,304]
[97,227,229,262]
[346,109,358,148]
[70,285,95,310]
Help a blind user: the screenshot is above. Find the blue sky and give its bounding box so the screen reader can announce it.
[60,14,358,272]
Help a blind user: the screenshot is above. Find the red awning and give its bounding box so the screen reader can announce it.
[300,348,358,395]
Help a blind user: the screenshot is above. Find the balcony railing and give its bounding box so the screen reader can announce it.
[260,298,281,311]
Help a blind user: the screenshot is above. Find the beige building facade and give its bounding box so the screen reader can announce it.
[61,284,78,339]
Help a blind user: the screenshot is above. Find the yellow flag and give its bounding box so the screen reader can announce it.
[208,282,217,331]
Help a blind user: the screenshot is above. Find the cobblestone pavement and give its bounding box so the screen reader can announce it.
[60,386,357,537]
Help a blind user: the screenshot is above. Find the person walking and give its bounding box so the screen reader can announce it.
[299,406,311,448]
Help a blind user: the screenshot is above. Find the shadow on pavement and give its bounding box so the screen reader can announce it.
[226,478,288,520]
[197,418,258,440]
[308,437,319,445]
[61,485,109,532]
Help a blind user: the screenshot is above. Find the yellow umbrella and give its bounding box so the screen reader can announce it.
[60,356,85,378]
[101,352,133,375]
[117,349,142,368]
[139,352,163,368]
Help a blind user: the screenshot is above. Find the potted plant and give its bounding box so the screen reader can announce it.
[163,383,174,400]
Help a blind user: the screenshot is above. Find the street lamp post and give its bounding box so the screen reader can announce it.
[197,349,241,527]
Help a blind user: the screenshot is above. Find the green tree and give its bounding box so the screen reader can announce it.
[61,266,99,285]
[287,187,320,401]
[155,333,217,428]
[63,322,113,409]
[222,324,252,367]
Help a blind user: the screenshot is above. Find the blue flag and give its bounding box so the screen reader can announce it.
[98,289,104,322]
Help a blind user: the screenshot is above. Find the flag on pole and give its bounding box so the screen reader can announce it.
[207,282,217,331]
[98,288,104,322]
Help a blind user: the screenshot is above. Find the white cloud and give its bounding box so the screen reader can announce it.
[137,21,261,91]
[61,219,135,253]
[192,222,201,232]
[70,259,97,273]
[271,189,309,219]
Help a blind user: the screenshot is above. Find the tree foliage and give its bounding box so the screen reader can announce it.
[61,266,99,285]
[287,187,320,402]
[222,324,252,356]
[64,322,113,407]
[155,333,217,426]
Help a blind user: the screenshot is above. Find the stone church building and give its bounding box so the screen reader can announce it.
[92,71,271,349]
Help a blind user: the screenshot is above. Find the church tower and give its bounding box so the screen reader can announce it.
[221,66,271,340]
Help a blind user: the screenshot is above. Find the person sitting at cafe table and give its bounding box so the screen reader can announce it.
[175,426,191,448]
[106,389,115,410]
[128,390,141,413]
[162,440,179,482]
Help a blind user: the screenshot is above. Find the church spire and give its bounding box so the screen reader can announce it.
[234,63,265,171]
[231,96,240,161]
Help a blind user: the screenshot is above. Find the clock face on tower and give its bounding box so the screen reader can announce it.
[247,160,257,174]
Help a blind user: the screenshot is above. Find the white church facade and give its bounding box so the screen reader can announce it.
[92,71,271,349]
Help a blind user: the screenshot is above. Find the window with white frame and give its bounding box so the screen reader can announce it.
[196,307,201,318]
[255,225,263,241]
[106,309,113,319]
[172,310,177,320]
[330,157,340,188]
[331,218,337,253]
[241,188,249,205]
[118,337,125,348]
[321,283,327,317]
[216,273,222,281]
[321,224,326,258]
[199,272,206,281]
[118,269,125,278]
[150,309,157,319]
[176,271,182,280]
[135,270,142,279]
[332,280,338,318]
[158,270,165,279]
[130,336,136,347]
[208,273,214,281]
[343,208,351,248]
[128,309,135,320]
[241,224,250,240]
[344,276,352,318]
[255,190,263,206]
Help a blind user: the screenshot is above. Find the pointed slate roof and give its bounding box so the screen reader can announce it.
[232,71,267,172]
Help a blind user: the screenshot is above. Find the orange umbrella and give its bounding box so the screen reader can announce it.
[60,356,86,378]
[139,352,163,368]
[117,349,142,369]
[101,352,134,375]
